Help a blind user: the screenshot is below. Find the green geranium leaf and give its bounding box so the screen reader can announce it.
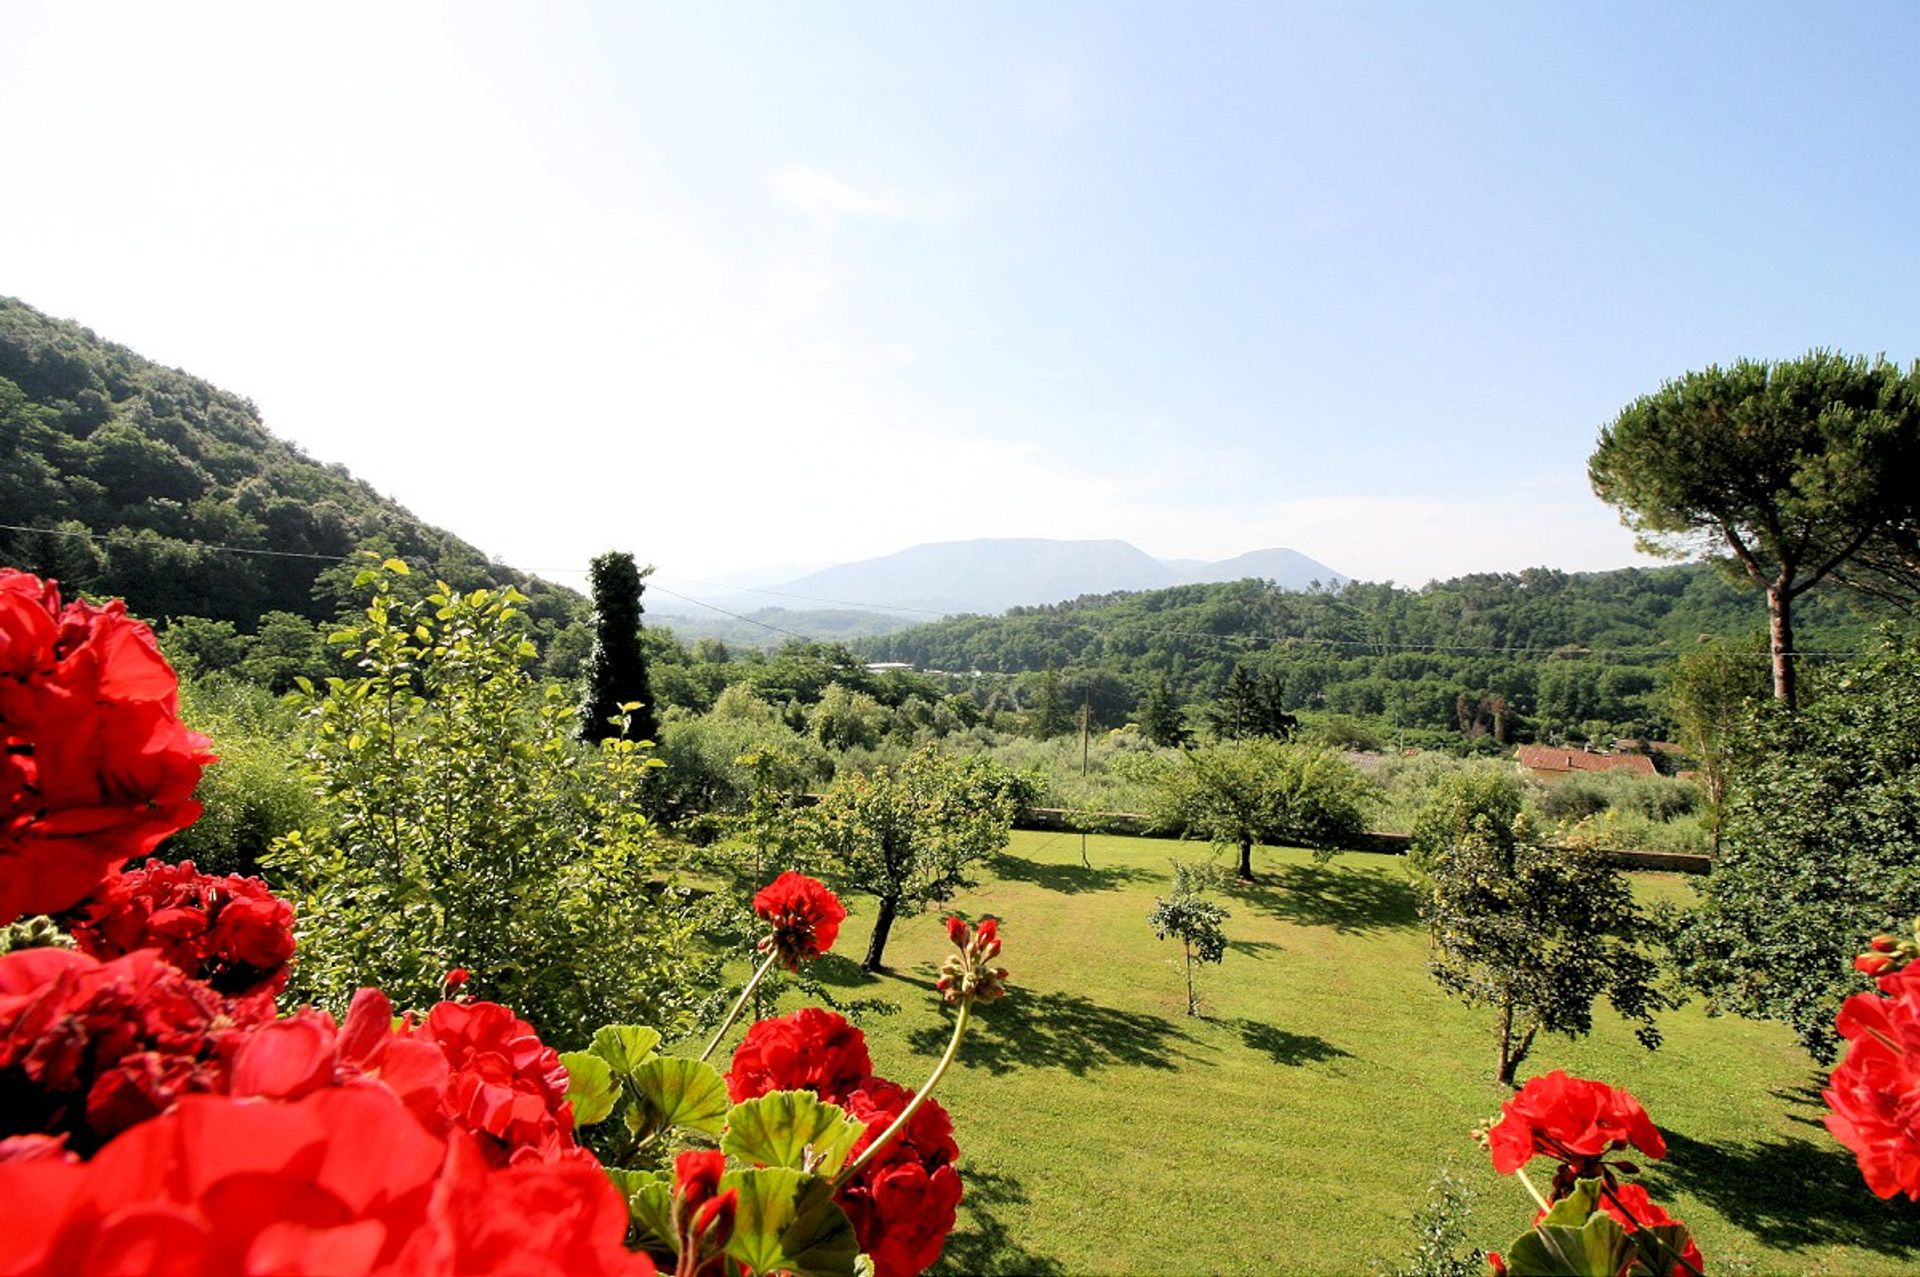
[723,1089,867,1177]
[633,1055,731,1136]
[1539,1179,1604,1227]
[628,1178,677,1254]
[591,1024,662,1076]
[723,1167,861,1277]
[604,1166,661,1203]
[1503,1212,1633,1277]
[1629,1224,1698,1277]
[559,1049,617,1127]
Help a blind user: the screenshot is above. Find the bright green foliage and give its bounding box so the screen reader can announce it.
[722,1090,865,1176]
[1672,635,1920,1060]
[1381,1162,1482,1277]
[166,675,315,877]
[1590,352,1920,707]
[809,745,1020,971]
[722,1167,862,1277]
[1148,860,1230,1016]
[1497,1179,1695,1277]
[1658,639,1768,848]
[1408,772,1666,1083]
[1026,669,1075,739]
[267,562,702,1042]
[809,681,891,751]
[566,1022,729,1168]
[1152,739,1376,879]
[579,550,658,745]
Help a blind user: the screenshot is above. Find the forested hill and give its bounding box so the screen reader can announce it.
[0,297,577,631]
[856,566,1898,737]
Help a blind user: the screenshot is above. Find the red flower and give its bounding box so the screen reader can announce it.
[726,1007,874,1104]
[1825,961,1920,1199]
[231,990,588,1168]
[837,1075,963,1277]
[0,573,215,925]
[672,1149,737,1269]
[753,872,847,970]
[0,947,274,1155]
[446,967,471,987]
[60,858,295,997]
[0,1087,655,1276]
[937,915,1009,1005]
[1486,1071,1666,1184]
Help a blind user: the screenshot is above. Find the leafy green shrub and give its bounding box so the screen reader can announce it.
[1672,635,1920,1059]
[1150,739,1378,879]
[267,562,706,1043]
[167,676,314,877]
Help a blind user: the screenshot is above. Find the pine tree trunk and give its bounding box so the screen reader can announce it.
[1768,584,1797,710]
[863,896,899,972]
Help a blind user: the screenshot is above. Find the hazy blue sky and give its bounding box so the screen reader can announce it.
[3,2,1916,592]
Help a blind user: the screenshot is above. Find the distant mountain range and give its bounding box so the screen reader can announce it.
[654,538,1344,641]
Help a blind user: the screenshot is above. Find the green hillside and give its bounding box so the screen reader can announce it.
[0,296,576,631]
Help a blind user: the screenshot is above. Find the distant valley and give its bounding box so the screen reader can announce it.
[652,538,1345,643]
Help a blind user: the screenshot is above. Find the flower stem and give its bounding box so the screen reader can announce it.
[1514,1166,1552,1214]
[699,948,781,1064]
[836,996,973,1187]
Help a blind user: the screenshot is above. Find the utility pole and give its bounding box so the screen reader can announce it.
[1079,686,1092,868]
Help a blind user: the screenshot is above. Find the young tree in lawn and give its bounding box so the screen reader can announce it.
[578,550,658,745]
[810,745,1019,971]
[1148,861,1230,1017]
[1153,739,1373,881]
[1408,770,1666,1084]
[1589,352,1920,709]
[1139,674,1191,748]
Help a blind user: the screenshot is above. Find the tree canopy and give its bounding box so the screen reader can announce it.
[1590,352,1920,707]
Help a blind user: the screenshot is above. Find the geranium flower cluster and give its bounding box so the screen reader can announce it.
[0,570,215,925]
[753,870,847,970]
[727,1007,964,1277]
[1825,929,1920,1200]
[1483,1071,1701,1277]
[58,857,295,997]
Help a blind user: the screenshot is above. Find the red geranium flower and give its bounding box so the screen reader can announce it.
[60,858,296,998]
[753,872,847,970]
[725,1007,873,1104]
[0,573,215,925]
[0,947,274,1155]
[837,1075,963,1277]
[230,989,589,1168]
[0,1087,654,1276]
[1825,961,1920,1199]
[1486,1071,1667,1190]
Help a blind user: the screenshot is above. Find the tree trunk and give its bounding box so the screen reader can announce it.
[1238,837,1255,882]
[1495,998,1536,1086]
[1767,583,1797,710]
[862,896,899,972]
[1184,938,1196,1017]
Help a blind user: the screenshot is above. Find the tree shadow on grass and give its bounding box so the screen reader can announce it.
[1231,860,1420,935]
[988,852,1158,896]
[806,954,878,989]
[932,1167,1067,1276]
[1643,1126,1918,1258]
[1230,1018,1352,1067]
[905,987,1200,1077]
[1227,938,1285,960]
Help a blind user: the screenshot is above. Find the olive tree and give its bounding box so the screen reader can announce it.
[1152,739,1374,881]
[1148,861,1230,1017]
[1589,352,1920,709]
[809,745,1020,971]
[1408,771,1666,1084]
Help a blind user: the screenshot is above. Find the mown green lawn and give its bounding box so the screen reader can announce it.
[720,830,1915,1275]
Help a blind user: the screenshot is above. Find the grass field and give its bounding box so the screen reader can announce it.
[719,830,1916,1275]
